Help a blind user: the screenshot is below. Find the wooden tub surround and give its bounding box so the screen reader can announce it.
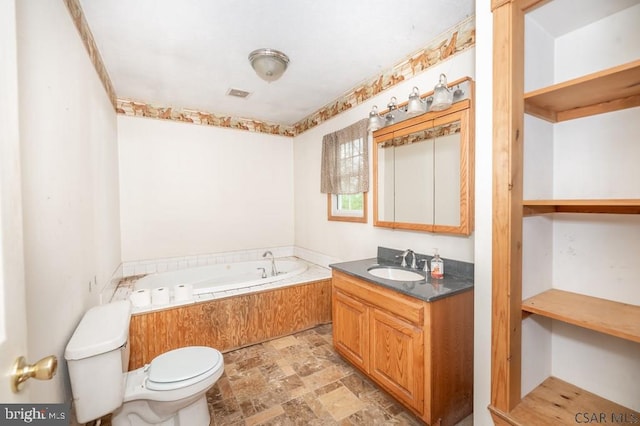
[128,279,331,370]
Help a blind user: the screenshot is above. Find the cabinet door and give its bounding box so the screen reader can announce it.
[433,111,463,230]
[370,307,424,414]
[332,288,369,372]
[373,98,474,235]
[374,119,435,231]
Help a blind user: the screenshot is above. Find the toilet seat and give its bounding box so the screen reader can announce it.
[146,346,223,391]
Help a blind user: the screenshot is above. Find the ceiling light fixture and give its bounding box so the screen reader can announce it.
[248,48,290,82]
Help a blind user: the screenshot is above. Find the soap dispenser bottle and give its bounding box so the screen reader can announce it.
[430,249,444,279]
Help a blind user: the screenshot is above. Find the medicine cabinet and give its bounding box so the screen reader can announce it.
[373,78,474,235]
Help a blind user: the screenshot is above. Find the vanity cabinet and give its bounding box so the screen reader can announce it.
[373,81,474,236]
[332,270,473,425]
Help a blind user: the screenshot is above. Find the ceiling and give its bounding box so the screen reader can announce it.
[78,0,638,127]
[78,0,474,125]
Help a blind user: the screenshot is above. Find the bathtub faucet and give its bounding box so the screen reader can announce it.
[262,251,279,276]
[257,267,267,279]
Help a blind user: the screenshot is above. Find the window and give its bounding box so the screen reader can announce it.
[320,119,369,223]
[328,192,368,222]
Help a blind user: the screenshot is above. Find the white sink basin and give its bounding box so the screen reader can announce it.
[367,266,425,282]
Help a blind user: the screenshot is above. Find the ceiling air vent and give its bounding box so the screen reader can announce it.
[226,88,251,99]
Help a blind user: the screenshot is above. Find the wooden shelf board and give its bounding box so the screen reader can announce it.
[523,199,640,216]
[522,289,640,343]
[489,377,639,426]
[524,60,640,123]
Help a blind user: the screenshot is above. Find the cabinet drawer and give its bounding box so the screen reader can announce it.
[333,271,425,325]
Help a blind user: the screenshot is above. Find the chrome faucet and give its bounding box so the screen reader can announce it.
[262,251,278,276]
[396,249,417,269]
[419,258,429,272]
[256,267,267,279]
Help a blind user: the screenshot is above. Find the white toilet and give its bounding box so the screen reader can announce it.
[64,300,224,426]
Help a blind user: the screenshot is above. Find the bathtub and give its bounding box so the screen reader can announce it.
[130,258,309,306]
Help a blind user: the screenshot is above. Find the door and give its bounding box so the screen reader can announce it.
[0,0,30,402]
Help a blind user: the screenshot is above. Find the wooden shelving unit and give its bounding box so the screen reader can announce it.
[490,377,639,426]
[522,289,640,343]
[523,199,640,216]
[491,0,640,423]
[524,59,640,123]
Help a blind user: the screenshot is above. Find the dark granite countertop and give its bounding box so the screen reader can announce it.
[329,248,474,302]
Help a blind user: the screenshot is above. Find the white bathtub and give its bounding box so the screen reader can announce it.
[131,259,308,306]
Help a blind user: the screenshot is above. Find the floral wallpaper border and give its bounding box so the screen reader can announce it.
[64,0,117,109]
[65,0,475,137]
[115,100,297,137]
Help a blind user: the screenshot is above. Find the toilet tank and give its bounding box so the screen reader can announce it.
[65,300,132,423]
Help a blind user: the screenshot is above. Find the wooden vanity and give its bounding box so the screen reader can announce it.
[331,269,473,426]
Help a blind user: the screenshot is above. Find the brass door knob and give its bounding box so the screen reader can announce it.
[11,355,58,393]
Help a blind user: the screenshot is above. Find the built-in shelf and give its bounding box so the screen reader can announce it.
[489,377,640,426]
[523,199,640,216]
[522,289,640,343]
[524,59,640,123]
[492,2,640,423]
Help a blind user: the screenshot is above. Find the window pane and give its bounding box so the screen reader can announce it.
[337,193,363,212]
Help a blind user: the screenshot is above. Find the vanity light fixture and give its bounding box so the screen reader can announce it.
[367,106,386,132]
[248,48,290,82]
[430,73,454,111]
[384,96,398,126]
[367,73,465,132]
[406,86,430,116]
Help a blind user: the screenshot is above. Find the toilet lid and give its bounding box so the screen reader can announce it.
[147,346,222,390]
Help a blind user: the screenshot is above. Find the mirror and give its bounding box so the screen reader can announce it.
[434,118,462,227]
[373,92,473,235]
[377,126,435,224]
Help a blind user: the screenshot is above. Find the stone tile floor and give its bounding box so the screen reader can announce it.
[92,324,472,426]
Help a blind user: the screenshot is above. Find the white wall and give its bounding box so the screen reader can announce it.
[17,0,121,402]
[553,3,640,83]
[520,13,556,398]
[473,1,493,424]
[525,4,640,410]
[118,116,294,261]
[293,50,476,263]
